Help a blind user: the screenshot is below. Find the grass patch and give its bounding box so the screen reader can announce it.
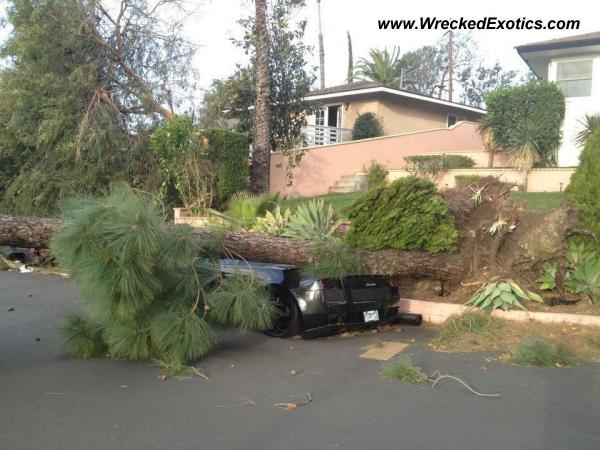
[508,337,574,367]
[379,356,428,384]
[434,312,503,351]
[433,312,600,364]
[281,192,362,218]
[509,191,564,213]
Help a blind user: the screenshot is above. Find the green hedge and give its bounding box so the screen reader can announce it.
[344,177,459,253]
[455,175,483,188]
[404,154,476,177]
[482,81,565,166]
[203,129,250,203]
[566,126,600,241]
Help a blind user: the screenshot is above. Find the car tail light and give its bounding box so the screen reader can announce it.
[320,278,341,289]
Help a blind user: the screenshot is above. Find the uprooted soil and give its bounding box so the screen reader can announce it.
[395,177,600,316]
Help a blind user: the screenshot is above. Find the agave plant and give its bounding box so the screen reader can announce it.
[564,260,600,304]
[466,280,543,312]
[537,262,558,291]
[283,198,342,241]
[469,185,485,205]
[251,206,292,236]
[488,217,507,236]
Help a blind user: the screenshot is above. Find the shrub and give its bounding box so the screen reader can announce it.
[509,337,573,367]
[404,154,476,177]
[203,129,250,205]
[150,115,214,213]
[481,81,565,166]
[455,175,483,188]
[566,127,600,242]
[364,160,388,189]
[352,112,383,140]
[344,177,459,253]
[283,198,342,241]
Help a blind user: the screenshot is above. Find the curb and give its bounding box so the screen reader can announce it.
[395,298,600,328]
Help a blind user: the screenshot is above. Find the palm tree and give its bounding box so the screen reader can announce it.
[478,121,497,168]
[356,47,402,87]
[251,0,271,193]
[509,122,542,191]
[317,0,325,89]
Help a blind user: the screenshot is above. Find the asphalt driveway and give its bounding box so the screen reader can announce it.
[1,271,600,450]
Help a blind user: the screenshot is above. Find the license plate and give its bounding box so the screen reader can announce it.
[363,310,380,323]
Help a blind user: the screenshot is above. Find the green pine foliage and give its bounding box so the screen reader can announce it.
[51,185,275,370]
[0,0,159,215]
[59,313,107,359]
[302,242,367,279]
[566,127,600,242]
[344,177,459,253]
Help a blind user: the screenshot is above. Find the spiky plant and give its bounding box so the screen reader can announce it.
[251,205,292,236]
[283,198,342,241]
[52,185,275,373]
[209,191,281,230]
[574,114,600,148]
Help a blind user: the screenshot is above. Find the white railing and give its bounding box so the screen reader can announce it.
[301,125,352,147]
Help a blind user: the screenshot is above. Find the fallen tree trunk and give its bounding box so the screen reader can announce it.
[0,213,464,280]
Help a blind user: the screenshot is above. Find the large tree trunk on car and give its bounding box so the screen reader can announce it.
[0,214,464,280]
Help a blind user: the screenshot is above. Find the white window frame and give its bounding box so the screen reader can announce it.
[554,57,593,98]
[447,114,465,128]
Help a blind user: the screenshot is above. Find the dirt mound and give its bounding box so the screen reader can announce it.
[399,176,579,305]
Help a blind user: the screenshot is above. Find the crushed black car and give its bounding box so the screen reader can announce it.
[208,258,403,339]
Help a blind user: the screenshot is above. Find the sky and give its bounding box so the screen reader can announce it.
[190,0,597,93]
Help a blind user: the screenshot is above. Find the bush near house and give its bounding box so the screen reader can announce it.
[344,176,459,253]
[352,112,383,140]
[404,154,476,177]
[566,127,600,244]
[481,81,565,167]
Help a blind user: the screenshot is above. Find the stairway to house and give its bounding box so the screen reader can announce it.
[328,173,367,193]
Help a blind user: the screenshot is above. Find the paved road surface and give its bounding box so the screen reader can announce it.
[1,272,600,449]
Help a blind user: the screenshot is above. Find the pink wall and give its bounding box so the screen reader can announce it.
[270,122,511,197]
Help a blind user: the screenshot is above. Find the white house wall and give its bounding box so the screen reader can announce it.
[548,54,600,167]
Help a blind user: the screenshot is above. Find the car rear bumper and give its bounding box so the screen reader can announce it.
[300,307,399,339]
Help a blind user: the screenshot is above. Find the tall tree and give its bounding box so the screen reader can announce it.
[356,47,403,87]
[317,0,325,89]
[458,63,518,108]
[0,0,197,215]
[251,0,271,193]
[222,0,315,151]
[346,31,354,83]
